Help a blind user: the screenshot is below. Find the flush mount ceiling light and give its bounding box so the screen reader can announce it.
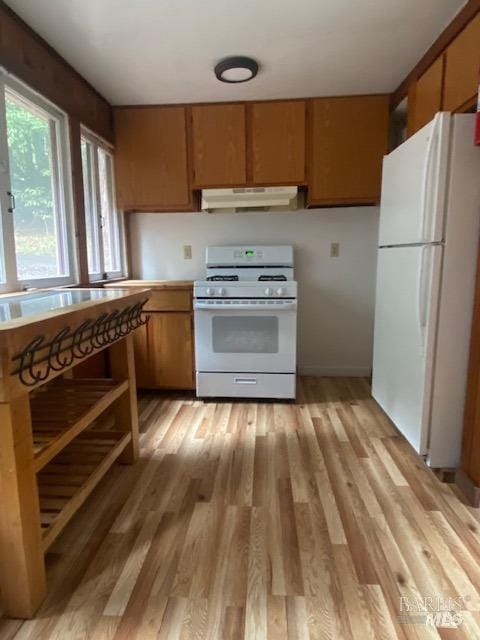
[214,56,259,83]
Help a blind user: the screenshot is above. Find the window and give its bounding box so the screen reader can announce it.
[81,139,100,275]
[81,130,124,281]
[0,73,75,292]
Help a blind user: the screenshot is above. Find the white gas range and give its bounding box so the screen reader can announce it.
[194,245,297,399]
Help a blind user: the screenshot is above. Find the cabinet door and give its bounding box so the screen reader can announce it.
[134,313,194,390]
[443,14,480,112]
[72,352,107,378]
[114,106,191,211]
[191,104,246,187]
[132,322,152,388]
[250,101,306,184]
[309,95,389,205]
[408,57,444,135]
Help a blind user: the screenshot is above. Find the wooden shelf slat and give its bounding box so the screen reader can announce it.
[38,431,130,551]
[31,378,129,472]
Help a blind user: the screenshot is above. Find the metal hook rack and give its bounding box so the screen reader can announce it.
[11,299,148,387]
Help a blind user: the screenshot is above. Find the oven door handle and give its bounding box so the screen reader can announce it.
[194,301,297,311]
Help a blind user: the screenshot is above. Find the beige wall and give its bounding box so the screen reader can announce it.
[128,207,379,376]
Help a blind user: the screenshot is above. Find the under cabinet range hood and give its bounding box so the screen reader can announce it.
[201,187,300,213]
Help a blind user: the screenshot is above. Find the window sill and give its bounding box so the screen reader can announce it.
[0,276,129,299]
[75,277,129,288]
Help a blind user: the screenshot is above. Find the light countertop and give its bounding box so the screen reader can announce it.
[0,287,150,330]
[105,279,193,290]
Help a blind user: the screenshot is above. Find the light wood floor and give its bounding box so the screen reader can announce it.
[2,377,480,639]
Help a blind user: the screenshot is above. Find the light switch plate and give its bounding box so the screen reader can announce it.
[183,245,192,260]
[330,242,340,258]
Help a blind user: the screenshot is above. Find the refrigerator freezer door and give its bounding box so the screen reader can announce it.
[372,244,443,454]
[378,113,450,247]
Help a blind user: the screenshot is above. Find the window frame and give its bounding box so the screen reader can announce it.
[0,79,16,294]
[0,71,77,292]
[81,127,126,282]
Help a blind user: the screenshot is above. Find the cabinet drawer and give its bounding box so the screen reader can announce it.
[196,372,296,399]
[144,290,192,312]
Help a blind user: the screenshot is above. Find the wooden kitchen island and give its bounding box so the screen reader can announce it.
[0,287,150,619]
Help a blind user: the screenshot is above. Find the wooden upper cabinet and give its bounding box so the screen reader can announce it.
[191,104,247,187]
[308,95,389,205]
[408,57,444,135]
[114,106,191,211]
[250,101,306,185]
[443,13,480,112]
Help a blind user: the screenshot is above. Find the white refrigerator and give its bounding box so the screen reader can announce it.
[372,113,480,468]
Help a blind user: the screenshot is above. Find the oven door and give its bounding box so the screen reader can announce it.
[194,299,297,373]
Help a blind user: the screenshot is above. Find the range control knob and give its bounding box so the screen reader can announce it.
[217,287,226,296]
[276,287,286,296]
[205,287,214,296]
[264,287,274,296]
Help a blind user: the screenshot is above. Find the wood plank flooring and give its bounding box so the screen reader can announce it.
[2,377,480,639]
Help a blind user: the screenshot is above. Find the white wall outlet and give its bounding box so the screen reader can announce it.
[183,245,192,260]
[330,242,340,258]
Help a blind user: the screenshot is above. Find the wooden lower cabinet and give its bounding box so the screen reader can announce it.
[104,282,195,391]
[133,312,195,390]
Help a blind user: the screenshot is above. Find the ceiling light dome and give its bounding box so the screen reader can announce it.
[214,56,259,83]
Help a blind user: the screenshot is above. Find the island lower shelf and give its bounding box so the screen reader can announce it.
[38,427,130,551]
[31,377,129,472]
[28,375,133,551]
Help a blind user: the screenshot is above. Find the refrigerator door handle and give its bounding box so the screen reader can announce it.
[419,115,439,243]
[417,245,432,357]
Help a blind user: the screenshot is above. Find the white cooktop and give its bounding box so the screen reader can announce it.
[194,281,297,299]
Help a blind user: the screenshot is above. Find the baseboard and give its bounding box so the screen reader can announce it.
[297,365,372,377]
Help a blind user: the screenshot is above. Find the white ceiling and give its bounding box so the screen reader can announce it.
[6,0,466,105]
